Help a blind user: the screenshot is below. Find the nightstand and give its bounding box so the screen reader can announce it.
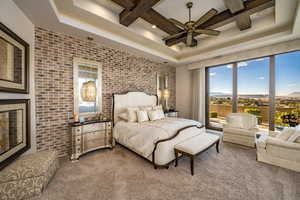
[70,120,114,161]
[164,111,179,118]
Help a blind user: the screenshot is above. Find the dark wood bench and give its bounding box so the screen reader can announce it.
[174,133,220,175]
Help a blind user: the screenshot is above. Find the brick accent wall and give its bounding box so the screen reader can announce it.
[35,27,176,156]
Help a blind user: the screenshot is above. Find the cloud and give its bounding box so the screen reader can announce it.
[238,62,248,67]
[255,58,267,62]
[258,76,265,80]
[288,83,297,87]
[226,64,232,69]
[210,72,216,76]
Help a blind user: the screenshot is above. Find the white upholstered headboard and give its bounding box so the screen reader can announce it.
[113,91,158,125]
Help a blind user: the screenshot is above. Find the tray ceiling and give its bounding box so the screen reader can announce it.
[13,0,300,65]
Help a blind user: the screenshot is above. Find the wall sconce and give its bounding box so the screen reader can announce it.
[81,81,96,102]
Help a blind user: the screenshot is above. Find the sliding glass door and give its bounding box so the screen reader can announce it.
[206,50,300,130]
[237,58,270,130]
[207,64,233,129]
[275,51,300,129]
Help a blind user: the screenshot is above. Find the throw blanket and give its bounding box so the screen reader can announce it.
[114,118,203,158]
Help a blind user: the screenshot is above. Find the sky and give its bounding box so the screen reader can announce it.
[209,51,300,96]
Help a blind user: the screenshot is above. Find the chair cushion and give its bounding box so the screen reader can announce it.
[175,133,219,155]
[223,127,256,137]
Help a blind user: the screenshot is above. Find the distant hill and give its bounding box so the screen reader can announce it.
[288,92,300,97]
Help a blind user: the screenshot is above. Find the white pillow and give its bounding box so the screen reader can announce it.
[148,110,165,121]
[227,116,243,129]
[152,105,163,111]
[126,107,139,122]
[118,112,128,121]
[136,110,149,122]
[276,127,296,141]
[139,105,153,111]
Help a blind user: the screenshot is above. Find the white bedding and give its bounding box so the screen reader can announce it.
[114,117,204,160]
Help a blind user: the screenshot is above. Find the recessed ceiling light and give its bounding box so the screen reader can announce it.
[152,25,157,29]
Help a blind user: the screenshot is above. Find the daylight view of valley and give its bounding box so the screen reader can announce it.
[207,51,300,130]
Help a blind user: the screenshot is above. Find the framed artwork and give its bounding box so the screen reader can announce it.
[0,99,30,170]
[0,22,29,93]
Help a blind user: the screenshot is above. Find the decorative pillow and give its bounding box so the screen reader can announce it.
[136,110,149,122]
[126,107,139,122]
[118,112,128,121]
[148,110,165,121]
[276,127,296,141]
[227,116,243,129]
[152,105,163,111]
[139,105,153,111]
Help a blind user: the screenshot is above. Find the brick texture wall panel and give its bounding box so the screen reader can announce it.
[35,27,176,156]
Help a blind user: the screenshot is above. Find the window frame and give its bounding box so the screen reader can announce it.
[205,50,300,131]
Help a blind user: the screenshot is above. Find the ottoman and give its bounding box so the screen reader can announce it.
[0,151,59,200]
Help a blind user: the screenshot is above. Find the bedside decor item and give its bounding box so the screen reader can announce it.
[0,99,30,170]
[73,58,102,117]
[70,120,113,161]
[165,110,178,118]
[0,22,29,93]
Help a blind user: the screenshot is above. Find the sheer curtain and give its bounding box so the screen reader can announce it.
[191,67,206,124]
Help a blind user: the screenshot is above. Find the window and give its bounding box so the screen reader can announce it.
[275,51,300,128]
[207,64,233,129]
[206,51,300,130]
[237,58,270,130]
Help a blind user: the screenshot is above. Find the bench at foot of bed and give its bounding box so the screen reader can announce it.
[174,133,220,175]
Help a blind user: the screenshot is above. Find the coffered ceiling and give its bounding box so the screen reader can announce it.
[13,0,300,65]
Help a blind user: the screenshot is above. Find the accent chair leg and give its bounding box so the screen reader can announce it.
[216,140,220,153]
[190,156,194,176]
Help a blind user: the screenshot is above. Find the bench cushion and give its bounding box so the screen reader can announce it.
[175,133,219,155]
[0,151,59,200]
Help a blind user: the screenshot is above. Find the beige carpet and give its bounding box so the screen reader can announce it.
[39,143,300,200]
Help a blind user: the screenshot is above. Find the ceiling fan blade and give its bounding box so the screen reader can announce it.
[186,32,193,46]
[163,31,187,41]
[194,8,218,28]
[194,29,220,36]
[169,18,185,29]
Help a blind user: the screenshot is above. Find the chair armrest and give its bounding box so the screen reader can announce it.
[268,131,280,137]
[266,137,300,150]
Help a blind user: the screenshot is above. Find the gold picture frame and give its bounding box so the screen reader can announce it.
[0,22,29,93]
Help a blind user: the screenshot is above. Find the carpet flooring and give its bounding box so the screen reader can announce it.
[39,142,300,200]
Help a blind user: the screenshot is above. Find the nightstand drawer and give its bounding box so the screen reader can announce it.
[83,138,106,151]
[83,131,106,141]
[83,123,105,132]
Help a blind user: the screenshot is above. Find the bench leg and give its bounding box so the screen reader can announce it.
[175,150,178,167]
[190,156,194,176]
[216,140,220,153]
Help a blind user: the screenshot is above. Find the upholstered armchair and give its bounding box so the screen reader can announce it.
[256,131,300,172]
[223,113,259,147]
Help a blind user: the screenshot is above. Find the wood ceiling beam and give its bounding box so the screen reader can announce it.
[165,0,274,46]
[223,0,245,13]
[120,0,161,26]
[224,0,251,31]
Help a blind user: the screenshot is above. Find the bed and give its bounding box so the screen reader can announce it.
[113,91,205,168]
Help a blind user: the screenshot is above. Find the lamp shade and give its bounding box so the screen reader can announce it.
[163,89,170,99]
[81,81,96,102]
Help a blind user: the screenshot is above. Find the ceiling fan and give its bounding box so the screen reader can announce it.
[163,2,221,47]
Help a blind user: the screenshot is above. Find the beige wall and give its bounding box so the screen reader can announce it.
[0,1,36,153]
[177,39,300,119]
[176,66,192,119]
